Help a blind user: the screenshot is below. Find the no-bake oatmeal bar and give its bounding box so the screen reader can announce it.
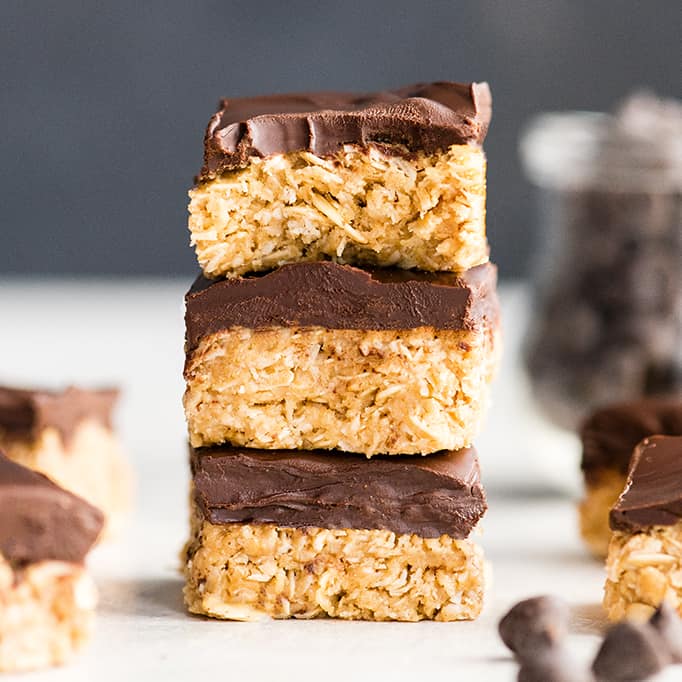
[184,261,500,455]
[579,399,682,556]
[0,452,103,672]
[188,82,491,277]
[183,445,487,621]
[604,435,682,621]
[0,385,132,537]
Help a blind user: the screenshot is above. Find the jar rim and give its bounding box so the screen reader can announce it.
[519,110,682,191]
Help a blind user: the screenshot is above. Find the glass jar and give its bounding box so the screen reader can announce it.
[520,93,682,430]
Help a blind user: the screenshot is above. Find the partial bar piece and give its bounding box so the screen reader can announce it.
[184,445,487,621]
[604,435,682,621]
[0,452,103,672]
[184,261,500,456]
[189,82,491,277]
[579,399,682,556]
[0,385,133,538]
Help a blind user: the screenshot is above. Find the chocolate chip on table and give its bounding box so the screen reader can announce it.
[499,596,569,660]
[650,602,682,663]
[592,621,672,681]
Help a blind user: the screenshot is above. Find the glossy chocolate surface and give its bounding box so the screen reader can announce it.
[0,385,118,444]
[185,261,498,354]
[0,452,103,564]
[191,445,487,539]
[581,399,682,481]
[200,81,491,177]
[610,436,682,532]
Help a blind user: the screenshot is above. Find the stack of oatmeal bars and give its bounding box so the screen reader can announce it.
[181,81,501,621]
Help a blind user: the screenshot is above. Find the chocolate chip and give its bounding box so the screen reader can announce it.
[499,596,569,660]
[592,621,672,681]
[650,602,682,663]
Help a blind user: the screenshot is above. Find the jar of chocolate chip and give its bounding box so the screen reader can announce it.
[520,93,682,430]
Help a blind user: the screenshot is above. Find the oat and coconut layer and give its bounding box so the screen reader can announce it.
[0,557,97,672]
[185,520,485,622]
[190,144,487,277]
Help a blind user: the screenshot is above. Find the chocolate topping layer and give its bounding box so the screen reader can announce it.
[610,436,682,532]
[0,452,104,564]
[185,261,498,355]
[0,385,118,444]
[581,399,682,481]
[200,81,492,177]
[191,445,487,539]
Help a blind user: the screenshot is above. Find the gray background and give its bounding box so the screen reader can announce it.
[0,1,679,278]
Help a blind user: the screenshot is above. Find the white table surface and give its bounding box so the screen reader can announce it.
[0,279,678,681]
